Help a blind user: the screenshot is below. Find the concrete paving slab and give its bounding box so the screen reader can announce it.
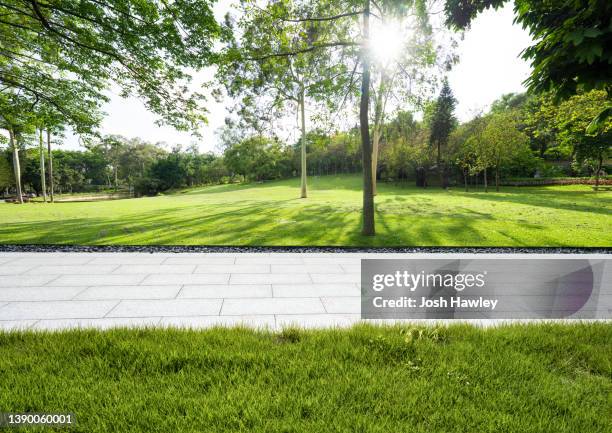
[25,265,118,275]
[221,297,325,315]
[0,300,119,320]
[311,273,360,284]
[107,299,223,318]
[89,256,166,265]
[178,284,272,299]
[321,297,361,314]
[229,273,311,285]
[0,265,36,275]
[270,264,345,274]
[194,264,270,274]
[7,256,94,266]
[235,256,303,265]
[0,286,86,302]
[142,273,230,285]
[272,284,360,298]
[112,265,196,274]
[0,275,58,287]
[75,285,182,300]
[0,320,38,330]
[48,274,147,286]
[163,257,236,265]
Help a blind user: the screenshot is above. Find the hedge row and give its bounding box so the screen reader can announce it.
[502,177,612,186]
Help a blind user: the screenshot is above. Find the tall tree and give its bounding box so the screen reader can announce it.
[220,0,353,199]
[368,2,443,195]
[428,79,457,188]
[482,110,530,191]
[555,91,611,190]
[0,91,37,203]
[37,127,46,202]
[224,0,434,236]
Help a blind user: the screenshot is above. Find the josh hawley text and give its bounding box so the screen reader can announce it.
[372,296,499,310]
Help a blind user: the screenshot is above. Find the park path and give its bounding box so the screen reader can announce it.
[0,252,609,331]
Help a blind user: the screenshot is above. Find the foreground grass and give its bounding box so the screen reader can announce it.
[1,323,610,432]
[1,175,610,246]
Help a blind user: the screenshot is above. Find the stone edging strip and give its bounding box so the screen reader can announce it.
[0,244,609,254]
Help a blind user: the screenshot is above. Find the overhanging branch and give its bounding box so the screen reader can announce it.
[248,41,358,61]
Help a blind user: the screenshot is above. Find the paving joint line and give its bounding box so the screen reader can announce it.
[218,299,225,316]
[17,266,36,275]
[320,297,328,314]
[43,275,63,286]
[103,300,123,318]
[174,284,186,299]
[71,286,94,300]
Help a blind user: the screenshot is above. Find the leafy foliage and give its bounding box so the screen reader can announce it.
[1,0,226,130]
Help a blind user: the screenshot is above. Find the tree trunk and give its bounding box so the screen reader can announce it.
[437,142,444,188]
[484,167,488,192]
[360,0,374,236]
[39,129,47,202]
[372,125,381,196]
[9,129,23,204]
[464,169,468,192]
[47,130,54,202]
[495,165,499,192]
[371,71,386,196]
[594,155,603,191]
[299,87,308,198]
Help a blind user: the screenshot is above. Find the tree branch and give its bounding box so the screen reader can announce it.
[248,41,358,61]
[280,11,364,22]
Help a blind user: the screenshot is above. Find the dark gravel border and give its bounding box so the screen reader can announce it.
[0,244,609,254]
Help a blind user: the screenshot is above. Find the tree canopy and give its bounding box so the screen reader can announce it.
[1,0,227,130]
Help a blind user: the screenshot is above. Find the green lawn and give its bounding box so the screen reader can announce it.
[1,175,610,246]
[1,324,610,432]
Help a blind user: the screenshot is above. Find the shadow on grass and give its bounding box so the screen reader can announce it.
[0,177,608,247]
[461,188,611,216]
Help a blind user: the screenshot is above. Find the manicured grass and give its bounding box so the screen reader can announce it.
[0,175,610,246]
[1,324,610,432]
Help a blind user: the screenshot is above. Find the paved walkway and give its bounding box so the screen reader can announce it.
[0,252,608,330]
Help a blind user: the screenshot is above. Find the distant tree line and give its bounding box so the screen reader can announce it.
[2,86,609,198]
[378,88,611,191]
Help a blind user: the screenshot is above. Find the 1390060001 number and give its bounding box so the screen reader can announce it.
[0,412,75,427]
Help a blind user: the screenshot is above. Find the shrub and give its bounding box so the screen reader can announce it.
[134,176,163,196]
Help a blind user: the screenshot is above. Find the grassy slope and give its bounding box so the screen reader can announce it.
[1,324,610,433]
[0,175,610,246]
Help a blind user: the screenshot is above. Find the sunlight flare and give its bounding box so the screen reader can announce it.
[369,20,405,65]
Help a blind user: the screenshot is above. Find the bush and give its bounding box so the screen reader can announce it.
[134,176,163,196]
[536,161,569,178]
